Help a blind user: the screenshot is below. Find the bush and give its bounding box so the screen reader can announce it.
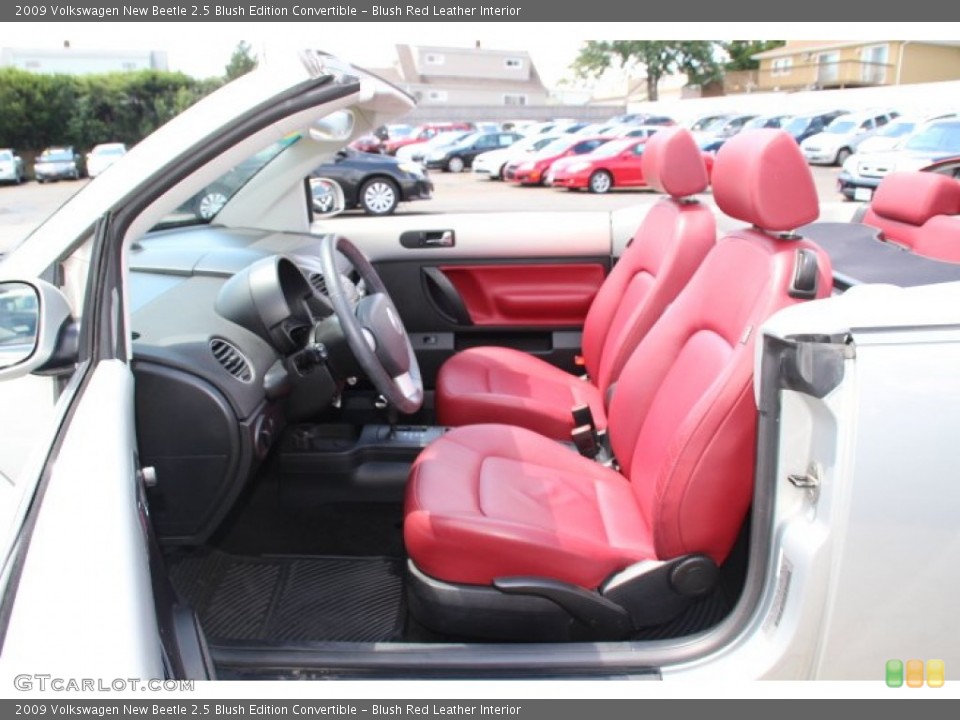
[0,68,222,153]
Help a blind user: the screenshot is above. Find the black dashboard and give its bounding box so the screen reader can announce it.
[130,225,360,543]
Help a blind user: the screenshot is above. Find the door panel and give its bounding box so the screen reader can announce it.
[436,263,604,326]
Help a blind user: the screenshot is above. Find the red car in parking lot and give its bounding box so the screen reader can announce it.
[503,136,611,185]
[547,138,651,193]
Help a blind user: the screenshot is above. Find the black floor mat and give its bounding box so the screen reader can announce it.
[169,551,405,644]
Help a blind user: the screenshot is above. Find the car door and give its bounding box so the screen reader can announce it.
[315,208,642,387]
[616,143,646,187]
[0,220,166,680]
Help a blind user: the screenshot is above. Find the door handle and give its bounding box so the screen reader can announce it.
[400,229,456,249]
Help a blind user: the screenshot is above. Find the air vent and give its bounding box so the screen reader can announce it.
[309,272,328,296]
[209,338,254,382]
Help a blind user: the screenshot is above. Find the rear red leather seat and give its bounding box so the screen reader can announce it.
[404,130,832,637]
[864,170,960,262]
[435,127,716,439]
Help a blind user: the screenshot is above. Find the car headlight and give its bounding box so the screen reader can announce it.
[517,161,535,172]
[398,162,425,176]
[841,155,859,173]
[426,152,446,161]
[566,162,591,174]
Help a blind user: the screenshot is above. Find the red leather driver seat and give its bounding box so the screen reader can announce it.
[434,127,716,439]
[404,130,833,640]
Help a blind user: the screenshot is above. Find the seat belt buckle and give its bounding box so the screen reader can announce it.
[571,404,596,433]
[571,424,600,459]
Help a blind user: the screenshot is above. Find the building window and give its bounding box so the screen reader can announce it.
[861,44,889,84]
[424,53,444,65]
[121,62,136,71]
[816,52,840,85]
[771,58,792,76]
[427,90,448,103]
[504,57,523,69]
[503,94,527,106]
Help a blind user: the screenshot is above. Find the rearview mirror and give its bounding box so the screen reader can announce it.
[310,177,346,217]
[0,279,77,380]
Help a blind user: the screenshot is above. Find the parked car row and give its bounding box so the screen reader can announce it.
[838,116,960,200]
[0,143,128,185]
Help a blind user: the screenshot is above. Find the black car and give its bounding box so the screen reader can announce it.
[783,110,849,144]
[423,131,523,172]
[313,147,433,215]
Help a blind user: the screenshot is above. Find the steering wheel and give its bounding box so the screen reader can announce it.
[318,235,423,415]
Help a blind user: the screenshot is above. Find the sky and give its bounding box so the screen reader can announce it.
[9,22,956,87]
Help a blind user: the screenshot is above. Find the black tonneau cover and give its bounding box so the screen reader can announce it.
[801,222,960,290]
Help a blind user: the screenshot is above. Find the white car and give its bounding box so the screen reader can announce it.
[1,51,960,687]
[472,133,560,179]
[85,142,128,178]
[800,110,899,166]
[0,149,26,185]
[854,113,958,155]
[394,130,471,164]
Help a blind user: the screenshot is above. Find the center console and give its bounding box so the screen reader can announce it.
[278,423,449,503]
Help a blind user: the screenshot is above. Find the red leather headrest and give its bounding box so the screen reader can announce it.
[641,127,709,197]
[871,171,960,226]
[713,129,819,231]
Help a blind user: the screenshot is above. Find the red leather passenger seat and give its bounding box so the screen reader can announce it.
[435,127,716,439]
[864,170,960,262]
[403,130,832,638]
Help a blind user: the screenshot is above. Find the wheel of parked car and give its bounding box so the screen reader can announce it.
[835,148,852,166]
[195,188,230,220]
[588,170,613,194]
[495,164,506,180]
[359,178,399,215]
[446,156,465,173]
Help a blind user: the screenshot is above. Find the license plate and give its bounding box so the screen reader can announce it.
[854,187,873,202]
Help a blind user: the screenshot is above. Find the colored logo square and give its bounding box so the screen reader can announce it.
[927,660,945,688]
[906,659,925,688]
[886,659,904,688]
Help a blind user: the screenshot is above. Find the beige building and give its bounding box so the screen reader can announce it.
[371,44,549,107]
[749,41,960,92]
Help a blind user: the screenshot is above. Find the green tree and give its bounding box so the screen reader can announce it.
[572,41,722,101]
[0,68,222,152]
[224,41,258,81]
[723,41,786,71]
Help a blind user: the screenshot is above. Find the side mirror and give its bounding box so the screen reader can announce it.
[0,279,77,380]
[310,177,346,217]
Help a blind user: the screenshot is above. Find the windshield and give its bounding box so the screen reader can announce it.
[588,139,635,158]
[878,120,916,138]
[703,117,732,133]
[153,135,300,228]
[387,125,413,138]
[784,117,811,136]
[825,120,856,134]
[40,149,73,162]
[535,137,578,156]
[0,151,12,162]
[903,122,960,152]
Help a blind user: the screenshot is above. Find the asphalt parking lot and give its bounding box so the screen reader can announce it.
[0,165,848,254]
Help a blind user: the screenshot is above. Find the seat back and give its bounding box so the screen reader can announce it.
[580,128,715,397]
[864,171,960,259]
[607,129,833,564]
